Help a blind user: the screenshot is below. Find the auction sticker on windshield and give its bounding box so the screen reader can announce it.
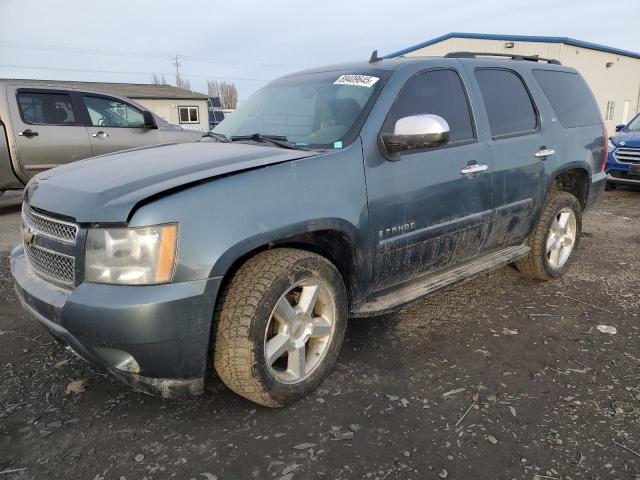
[334,75,380,87]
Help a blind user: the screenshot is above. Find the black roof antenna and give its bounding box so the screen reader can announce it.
[369,50,382,63]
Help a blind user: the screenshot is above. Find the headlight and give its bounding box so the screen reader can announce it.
[608,138,616,151]
[85,224,178,285]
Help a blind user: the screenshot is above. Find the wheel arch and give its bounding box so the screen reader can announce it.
[547,163,591,210]
[210,219,363,308]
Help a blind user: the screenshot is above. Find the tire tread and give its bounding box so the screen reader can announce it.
[515,191,581,280]
[213,248,333,407]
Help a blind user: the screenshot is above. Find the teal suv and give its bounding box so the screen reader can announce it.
[12,52,606,406]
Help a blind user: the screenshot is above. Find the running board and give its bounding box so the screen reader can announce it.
[352,245,530,318]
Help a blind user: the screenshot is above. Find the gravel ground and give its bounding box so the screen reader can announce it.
[1,189,639,480]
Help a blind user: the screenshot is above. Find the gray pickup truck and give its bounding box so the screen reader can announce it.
[11,53,606,407]
[0,80,202,192]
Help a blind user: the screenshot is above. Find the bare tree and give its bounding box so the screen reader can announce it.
[221,82,238,109]
[176,77,191,91]
[207,80,219,98]
[207,80,238,109]
[151,74,168,85]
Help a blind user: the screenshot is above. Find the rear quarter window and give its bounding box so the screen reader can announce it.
[532,70,602,128]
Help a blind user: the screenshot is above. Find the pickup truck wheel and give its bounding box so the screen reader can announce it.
[213,248,347,407]
[515,191,582,280]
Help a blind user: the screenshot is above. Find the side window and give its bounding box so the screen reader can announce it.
[82,96,145,128]
[384,69,475,144]
[533,70,602,128]
[17,92,77,125]
[179,106,200,124]
[475,69,538,138]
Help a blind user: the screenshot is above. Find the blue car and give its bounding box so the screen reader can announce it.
[606,113,640,186]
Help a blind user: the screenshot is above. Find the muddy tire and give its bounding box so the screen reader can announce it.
[515,191,582,280]
[213,248,347,407]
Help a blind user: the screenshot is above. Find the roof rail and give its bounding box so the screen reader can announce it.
[444,51,561,65]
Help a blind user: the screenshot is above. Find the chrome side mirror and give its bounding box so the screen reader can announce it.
[381,114,450,159]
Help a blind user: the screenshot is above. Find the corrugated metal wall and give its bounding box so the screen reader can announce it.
[403,38,640,130]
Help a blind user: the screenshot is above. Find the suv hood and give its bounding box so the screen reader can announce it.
[612,131,640,149]
[26,142,318,223]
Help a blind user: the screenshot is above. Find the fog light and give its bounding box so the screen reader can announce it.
[93,346,141,373]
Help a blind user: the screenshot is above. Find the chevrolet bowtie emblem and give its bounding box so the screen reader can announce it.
[22,226,35,245]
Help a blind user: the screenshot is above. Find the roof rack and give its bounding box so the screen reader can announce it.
[444,51,561,65]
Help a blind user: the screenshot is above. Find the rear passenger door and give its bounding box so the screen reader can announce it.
[9,88,92,177]
[80,94,161,156]
[472,68,552,249]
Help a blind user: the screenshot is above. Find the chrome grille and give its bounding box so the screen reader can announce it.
[22,203,78,244]
[23,243,75,287]
[614,147,640,164]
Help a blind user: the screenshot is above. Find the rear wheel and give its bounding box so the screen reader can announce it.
[515,191,582,280]
[213,248,347,407]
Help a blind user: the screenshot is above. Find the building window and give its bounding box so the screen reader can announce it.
[605,100,615,121]
[178,106,199,124]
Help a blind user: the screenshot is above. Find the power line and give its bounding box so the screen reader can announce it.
[0,42,169,60]
[0,42,310,69]
[0,64,273,82]
[182,53,309,69]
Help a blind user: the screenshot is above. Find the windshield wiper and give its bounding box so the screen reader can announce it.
[202,131,230,142]
[230,133,309,150]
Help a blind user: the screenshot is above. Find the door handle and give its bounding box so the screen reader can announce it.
[534,148,555,158]
[18,129,38,138]
[92,131,109,139]
[460,163,489,176]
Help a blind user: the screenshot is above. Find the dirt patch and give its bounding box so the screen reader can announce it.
[1,189,639,479]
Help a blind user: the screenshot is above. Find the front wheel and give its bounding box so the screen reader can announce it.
[213,248,347,407]
[515,191,582,280]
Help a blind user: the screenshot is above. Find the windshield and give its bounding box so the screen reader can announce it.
[213,70,389,149]
[626,114,640,132]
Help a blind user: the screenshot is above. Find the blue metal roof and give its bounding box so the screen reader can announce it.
[384,32,640,60]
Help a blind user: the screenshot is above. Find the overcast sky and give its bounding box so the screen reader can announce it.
[1,0,638,100]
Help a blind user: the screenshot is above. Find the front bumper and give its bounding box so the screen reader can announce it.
[605,151,640,185]
[11,245,222,398]
[606,173,640,185]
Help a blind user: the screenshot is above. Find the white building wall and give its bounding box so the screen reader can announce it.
[403,38,640,131]
[135,98,210,130]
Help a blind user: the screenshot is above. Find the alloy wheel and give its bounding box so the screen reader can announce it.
[264,279,336,384]
[546,207,577,269]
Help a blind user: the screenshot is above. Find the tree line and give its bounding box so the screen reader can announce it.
[151,74,238,109]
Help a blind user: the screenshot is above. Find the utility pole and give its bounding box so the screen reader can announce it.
[173,54,182,87]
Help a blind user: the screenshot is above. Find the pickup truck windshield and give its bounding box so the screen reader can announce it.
[213,70,389,149]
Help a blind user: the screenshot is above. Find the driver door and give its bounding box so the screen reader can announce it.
[364,68,494,291]
[80,94,160,156]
